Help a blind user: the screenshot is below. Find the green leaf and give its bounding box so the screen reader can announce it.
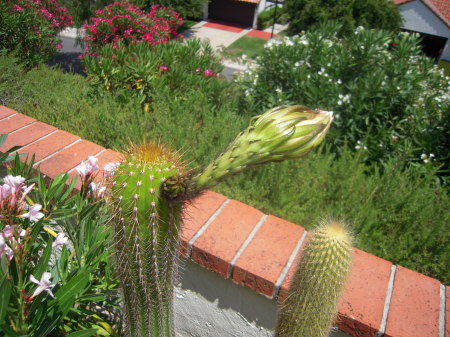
[66,328,98,337]
[0,263,11,325]
[34,238,53,280]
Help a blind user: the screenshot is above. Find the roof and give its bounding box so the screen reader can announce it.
[394,0,450,28]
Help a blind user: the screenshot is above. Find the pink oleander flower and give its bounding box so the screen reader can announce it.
[76,156,99,181]
[55,42,63,49]
[13,4,24,11]
[159,65,168,71]
[89,182,106,199]
[204,69,214,77]
[103,162,120,178]
[4,175,25,192]
[30,272,55,299]
[52,232,69,248]
[21,204,44,222]
[0,235,14,261]
[195,68,201,73]
[2,225,14,239]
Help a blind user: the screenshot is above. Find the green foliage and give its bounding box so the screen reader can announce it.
[83,39,226,105]
[0,156,119,335]
[285,0,402,36]
[276,221,353,337]
[133,0,207,19]
[0,0,72,67]
[237,23,450,173]
[59,0,114,27]
[257,6,288,30]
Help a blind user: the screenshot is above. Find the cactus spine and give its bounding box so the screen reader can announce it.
[110,143,186,337]
[275,221,353,337]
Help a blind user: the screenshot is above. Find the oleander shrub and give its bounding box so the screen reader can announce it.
[237,22,450,173]
[83,38,227,105]
[0,0,73,67]
[82,1,182,56]
[131,0,206,19]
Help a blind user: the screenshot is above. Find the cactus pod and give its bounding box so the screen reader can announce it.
[275,221,353,337]
[191,105,333,192]
[109,143,186,337]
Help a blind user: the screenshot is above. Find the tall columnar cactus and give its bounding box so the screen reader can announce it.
[275,221,354,337]
[109,143,187,337]
[108,105,333,337]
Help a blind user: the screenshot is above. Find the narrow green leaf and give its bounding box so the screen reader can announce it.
[34,238,53,280]
[66,328,98,337]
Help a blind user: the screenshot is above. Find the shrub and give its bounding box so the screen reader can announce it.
[285,0,401,36]
[82,1,182,56]
[132,0,206,19]
[0,0,73,67]
[257,6,288,30]
[83,38,227,105]
[0,152,120,335]
[237,22,450,172]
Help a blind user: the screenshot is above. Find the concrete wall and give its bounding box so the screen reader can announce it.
[174,260,352,337]
[399,0,450,60]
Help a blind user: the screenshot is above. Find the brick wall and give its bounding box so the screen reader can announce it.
[1,105,448,337]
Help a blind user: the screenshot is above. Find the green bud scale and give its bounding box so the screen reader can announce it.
[109,143,185,337]
[275,221,353,337]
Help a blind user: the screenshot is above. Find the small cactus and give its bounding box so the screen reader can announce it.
[275,221,353,337]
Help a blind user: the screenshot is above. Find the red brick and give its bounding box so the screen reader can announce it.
[232,215,305,297]
[446,287,449,337]
[191,199,263,278]
[203,21,244,33]
[37,140,104,179]
[0,122,56,152]
[385,266,440,337]
[277,232,311,302]
[246,30,272,39]
[18,130,79,162]
[337,249,392,337]
[0,106,17,120]
[0,114,35,133]
[180,190,228,257]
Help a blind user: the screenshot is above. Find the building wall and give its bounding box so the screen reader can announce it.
[174,260,352,337]
[399,0,450,60]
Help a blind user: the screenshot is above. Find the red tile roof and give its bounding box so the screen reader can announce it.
[394,0,450,28]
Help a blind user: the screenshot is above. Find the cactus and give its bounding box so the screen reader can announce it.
[109,143,187,337]
[107,105,333,337]
[275,221,353,337]
[190,105,333,193]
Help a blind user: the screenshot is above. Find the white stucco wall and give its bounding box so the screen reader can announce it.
[174,260,352,337]
[399,0,450,60]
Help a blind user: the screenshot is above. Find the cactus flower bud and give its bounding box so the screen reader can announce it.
[192,105,332,191]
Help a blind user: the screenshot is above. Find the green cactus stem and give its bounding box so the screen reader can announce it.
[190,105,333,193]
[275,221,353,337]
[109,143,186,337]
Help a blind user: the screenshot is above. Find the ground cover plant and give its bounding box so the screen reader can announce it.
[0,0,73,67]
[237,22,450,174]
